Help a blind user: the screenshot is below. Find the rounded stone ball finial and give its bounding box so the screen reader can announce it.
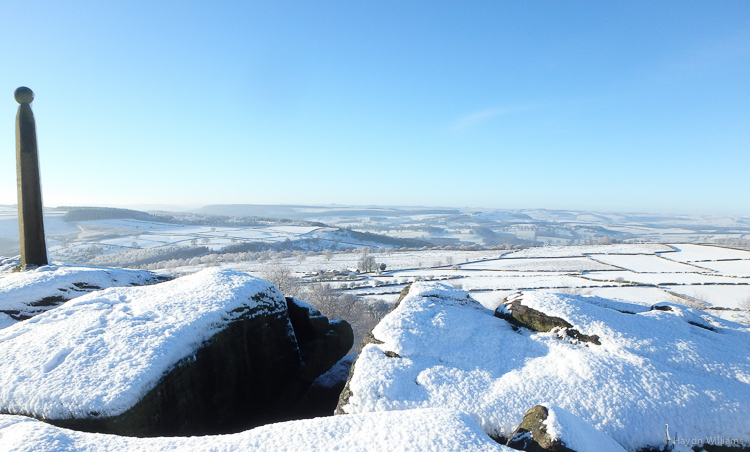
[14,87,34,104]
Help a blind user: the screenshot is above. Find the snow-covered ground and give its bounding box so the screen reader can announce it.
[63,219,339,255]
[501,243,674,258]
[0,408,511,452]
[461,256,619,272]
[690,259,750,277]
[662,243,750,262]
[339,282,750,451]
[4,205,750,265]
[587,254,710,273]
[0,263,167,329]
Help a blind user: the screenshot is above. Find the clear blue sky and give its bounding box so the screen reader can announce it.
[2,1,749,215]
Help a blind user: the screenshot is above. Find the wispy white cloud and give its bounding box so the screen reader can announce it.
[450,105,533,131]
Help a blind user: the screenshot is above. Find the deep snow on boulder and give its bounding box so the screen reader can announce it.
[337,282,750,451]
[0,268,277,419]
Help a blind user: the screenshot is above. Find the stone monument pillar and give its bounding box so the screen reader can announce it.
[15,86,48,268]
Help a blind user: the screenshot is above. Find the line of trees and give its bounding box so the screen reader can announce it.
[88,245,209,268]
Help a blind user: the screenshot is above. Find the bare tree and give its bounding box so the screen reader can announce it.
[306,283,356,319]
[357,247,377,273]
[260,265,303,298]
[303,282,389,353]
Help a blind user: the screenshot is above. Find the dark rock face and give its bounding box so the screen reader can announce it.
[496,294,600,345]
[286,297,354,384]
[506,405,576,452]
[295,355,355,418]
[49,294,353,437]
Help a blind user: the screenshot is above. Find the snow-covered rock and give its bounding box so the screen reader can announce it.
[0,408,512,452]
[286,297,354,383]
[0,268,352,436]
[0,265,169,329]
[506,404,626,452]
[337,282,750,451]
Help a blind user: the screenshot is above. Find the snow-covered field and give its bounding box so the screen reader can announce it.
[4,205,750,265]
[135,243,749,328]
[7,233,747,323]
[662,243,750,262]
[239,244,749,320]
[136,243,750,324]
[461,256,619,272]
[67,219,337,254]
[587,254,710,273]
[501,243,674,258]
[691,259,750,277]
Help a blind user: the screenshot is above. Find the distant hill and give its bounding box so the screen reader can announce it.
[196,204,460,221]
[62,207,171,223]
